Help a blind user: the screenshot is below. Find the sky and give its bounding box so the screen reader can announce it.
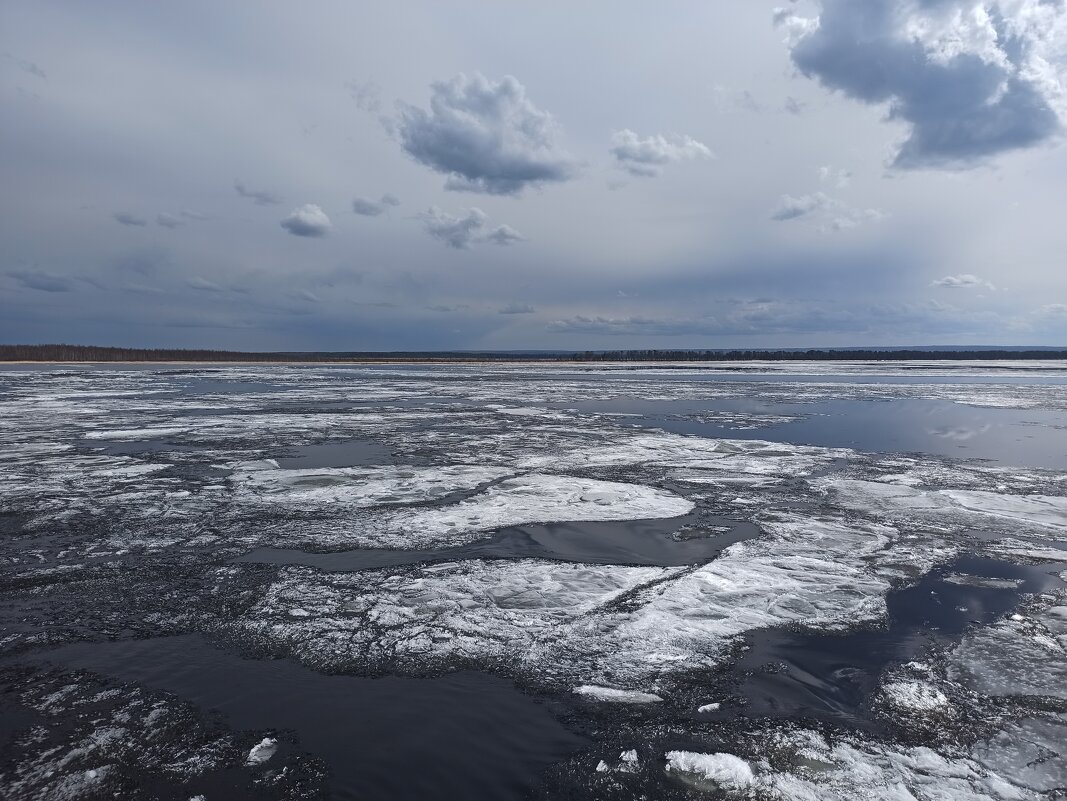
[2,0,1067,351]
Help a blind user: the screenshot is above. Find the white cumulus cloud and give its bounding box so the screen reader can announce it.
[609,130,713,177]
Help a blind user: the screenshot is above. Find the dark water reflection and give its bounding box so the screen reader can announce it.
[731,556,1067,729]
[564,397,1067,468]
[35,635,586,801]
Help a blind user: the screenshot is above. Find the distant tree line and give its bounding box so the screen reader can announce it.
[2,343,1066,363]
[567,348,1067,362]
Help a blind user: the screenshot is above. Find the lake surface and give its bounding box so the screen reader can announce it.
[1,360,1065,800]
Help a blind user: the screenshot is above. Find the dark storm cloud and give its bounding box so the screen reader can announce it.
[6,269,74,292]
[397,73,579,195]
[113,212,148,226]
[781,0,1064,168]
[234,179,282,205]
[420,206,524,249]
[352,194,400,216]
[609,130,712,177]
[280,204,332,237]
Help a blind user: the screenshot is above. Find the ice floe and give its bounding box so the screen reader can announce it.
[236,560,675,675]
[230,464,513,509]
[743,725,1054,801]
[382,474,694,544]
[246,736,278,765]
[234,512,941,689]
[823,479,1067,533]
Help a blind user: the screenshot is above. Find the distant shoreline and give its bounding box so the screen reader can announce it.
[3,344,1067,366]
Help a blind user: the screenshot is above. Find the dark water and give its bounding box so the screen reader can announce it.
[275,438,399,468]
[33,635,586,801]
[235,514,757,570]
[731,555,1067,728]
[564,397,1067,468]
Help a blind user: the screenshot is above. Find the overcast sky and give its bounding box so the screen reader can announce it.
[3,0,1066,350]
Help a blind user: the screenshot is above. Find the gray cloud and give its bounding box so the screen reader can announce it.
[818,165,852,188]
[345,79,381,113]
[6,269,74,292]
[158,211,209,227]
[187,276,224,292]
[771,191,884,230]
[712,85,762,113]
[609,130,713,177]
[397,73,578,195]
[545,301,915,338]
[771,192,833,221]
[932,273,995,289]
[156,213,183,228]
[780,0,1066,168]
[3,52,46,79]
[498,302,535,314]
[235,179,282,205]
[421,206,487,248]
[352,193,401,216]
[420,206,524,249]
[280,204,332,237]
[484,224,525,246]
[351,198,385,216]
[114,212,148,227]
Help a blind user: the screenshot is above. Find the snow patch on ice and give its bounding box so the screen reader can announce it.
[386,474,693,542]
[880,680,950,711]
[573,685,663,703]
[665,751,755,791]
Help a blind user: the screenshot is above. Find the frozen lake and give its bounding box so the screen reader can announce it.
[1,361,1065,800]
